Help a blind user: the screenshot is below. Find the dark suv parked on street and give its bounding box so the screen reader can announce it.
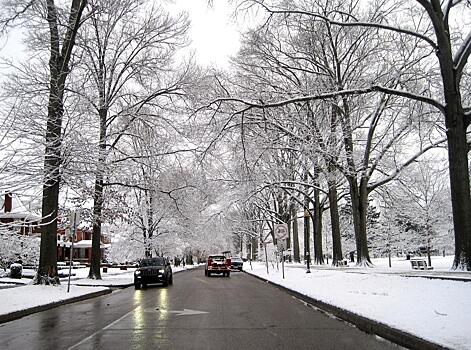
[134,257,173,289]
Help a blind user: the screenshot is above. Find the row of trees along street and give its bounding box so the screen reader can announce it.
[200,0,469,269]
[0,0,469,286]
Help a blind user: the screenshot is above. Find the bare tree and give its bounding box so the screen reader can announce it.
[72,0,190,278]
[1,0,89,284]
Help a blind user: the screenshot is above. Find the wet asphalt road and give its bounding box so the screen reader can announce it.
[0,268,402,350]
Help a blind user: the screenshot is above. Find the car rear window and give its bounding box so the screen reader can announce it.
[209,256,225,260]
[140,258,166,266]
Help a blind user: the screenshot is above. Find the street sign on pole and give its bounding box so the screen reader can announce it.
[69,210,81,236]
[274,223,289,240]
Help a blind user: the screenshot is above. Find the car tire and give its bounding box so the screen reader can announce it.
[134,283,141,289]
[227,272,231,277]
[169,275,173,285]
[204,269,207,276]
[207,271,211,277]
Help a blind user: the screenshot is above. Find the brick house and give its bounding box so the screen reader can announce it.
[57,228,111,263]
[2,192,110,263]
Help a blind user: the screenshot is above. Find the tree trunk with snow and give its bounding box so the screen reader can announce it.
[327,179,343,266]
[89,107,107,280]
[291,204,300,263]
[312,162,324,264]
[416,0,471,270]
[35,0,88,285]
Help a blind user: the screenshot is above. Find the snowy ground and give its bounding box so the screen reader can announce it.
[245,256,471,350]
[0,264,199,319]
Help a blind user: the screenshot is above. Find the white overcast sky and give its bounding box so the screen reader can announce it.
[168,0,242,67]
[0,0,243,68]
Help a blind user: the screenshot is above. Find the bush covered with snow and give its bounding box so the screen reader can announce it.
[9,263,23,279]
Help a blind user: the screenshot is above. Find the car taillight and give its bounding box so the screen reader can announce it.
[226,258,231,266]
[208,258,212,265]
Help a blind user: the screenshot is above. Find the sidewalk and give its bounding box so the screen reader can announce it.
[0,264,199,324]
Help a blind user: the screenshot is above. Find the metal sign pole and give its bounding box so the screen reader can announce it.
[282,249,285,279]
[67,211,79,293]
[264,243,269,275]
[67,237,74,293]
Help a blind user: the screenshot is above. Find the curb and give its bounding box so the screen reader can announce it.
[73,283,133,288]
[0,288,111,325]
[245,271,450,350]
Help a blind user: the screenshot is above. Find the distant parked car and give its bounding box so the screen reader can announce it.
[205,255,231,277]
[134,257,173,289]
[230,257,243,271]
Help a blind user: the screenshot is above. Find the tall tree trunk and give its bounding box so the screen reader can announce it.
[327,179,343,266]
[303,161,311,265]
[251,235,258,260]
[35,0,88,285]
[327,105,343,266]
[89,107,107,279]
[348,176,373,266]
[303,208,311,264]
[421,0,471,270]
[447,123,471,270]
[146,189,154,257]
[291,204,300,263]
[434,14,470,270]
[37,69,64,284]
[312,184,324,265]
[339,97,372,267]
[89,171,103,279]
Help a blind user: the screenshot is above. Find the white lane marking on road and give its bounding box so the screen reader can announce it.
[144,308,209,316]
[67,307,136,350]
[168,309,209,316]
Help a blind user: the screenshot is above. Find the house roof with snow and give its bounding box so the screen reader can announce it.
[57,239,110,249]
[0,192,41,222]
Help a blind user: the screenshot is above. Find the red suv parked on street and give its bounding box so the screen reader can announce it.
[205,255,231,277]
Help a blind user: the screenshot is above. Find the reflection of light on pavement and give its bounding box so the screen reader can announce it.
[158,288,169,322]
[132,290,144,329]
[133,289,143,305]
[131,291,148,350]
[158,288,170,346]
[130,288,171,346]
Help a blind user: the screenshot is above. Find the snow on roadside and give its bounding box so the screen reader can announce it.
[1,284,108,316]
[245,261,471,350]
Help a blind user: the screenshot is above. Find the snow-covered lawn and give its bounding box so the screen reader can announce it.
[245,256,471,350]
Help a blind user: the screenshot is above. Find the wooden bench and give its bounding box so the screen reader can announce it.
[410,258,433,270]
[337,259,349,267]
